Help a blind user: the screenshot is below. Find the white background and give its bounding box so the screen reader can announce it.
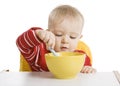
[0,0,120,72]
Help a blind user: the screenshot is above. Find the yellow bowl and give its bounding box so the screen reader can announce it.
[45,52,85,79]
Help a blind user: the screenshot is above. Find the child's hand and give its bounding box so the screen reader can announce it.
[81,66,96,73]
[35,30,55,49]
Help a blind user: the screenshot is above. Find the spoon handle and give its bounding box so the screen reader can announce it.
[48,47,59,56]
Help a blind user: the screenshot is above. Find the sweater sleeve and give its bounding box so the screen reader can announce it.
[16,27,47,71]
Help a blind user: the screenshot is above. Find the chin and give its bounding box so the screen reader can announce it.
[60,49,69,52]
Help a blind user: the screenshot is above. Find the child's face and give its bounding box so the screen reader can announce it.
[50,18,83,52]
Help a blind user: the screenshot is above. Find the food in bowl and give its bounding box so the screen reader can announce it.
[45,52,85,79]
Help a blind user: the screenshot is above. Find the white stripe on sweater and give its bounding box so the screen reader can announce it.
[26,50,35,59]
[35,46,40,67]
[16,38,30,54]
[32,30,41,44]
[23,33,33,47]
[26,31,35,46]
[31,66,40,71]
[28,47,37,61]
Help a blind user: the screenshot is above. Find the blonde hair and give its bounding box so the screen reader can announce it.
[48,5,84,29]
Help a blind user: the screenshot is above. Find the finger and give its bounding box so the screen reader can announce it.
[46,44,49,50]
[51,41,55,49]
[45,32,55,50]
[87,68,94,73]
[47,38,54,48]
[86,67,92,73]
[81,66,86,73]
[46,32,55,48]
[85,67,96,73]
[50,33,55,49]
[45,39,53,50]
[43,33,50,43]
[83,67,90,73]
[81,66,91,73]
[91,68,97,73]
[39,31,46,40]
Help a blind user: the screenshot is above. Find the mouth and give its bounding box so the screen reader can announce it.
[61,47,69,51]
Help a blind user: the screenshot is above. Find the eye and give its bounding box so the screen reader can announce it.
[55,34,63,37]
[70,36,77,39]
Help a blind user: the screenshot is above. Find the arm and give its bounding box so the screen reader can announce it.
[16,27,42,57]
[16,27,55,71]
[16,27,47,71]
[74,50,96,73]
[82,55,96,73]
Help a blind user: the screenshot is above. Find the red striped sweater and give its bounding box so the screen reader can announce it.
[16,27,91,71]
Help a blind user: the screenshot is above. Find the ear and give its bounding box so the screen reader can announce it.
[79,35,83,39]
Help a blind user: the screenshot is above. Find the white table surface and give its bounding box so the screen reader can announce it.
[0,72,120,86]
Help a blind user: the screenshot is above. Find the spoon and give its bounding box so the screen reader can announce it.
[48,47,59,56]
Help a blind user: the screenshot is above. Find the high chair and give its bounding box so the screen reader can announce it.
[19,41,92,71]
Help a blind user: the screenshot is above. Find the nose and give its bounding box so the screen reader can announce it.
[61,35,69,44]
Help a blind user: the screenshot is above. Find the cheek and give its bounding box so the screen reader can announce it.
[55,37,61,44]
[70,40,78,49]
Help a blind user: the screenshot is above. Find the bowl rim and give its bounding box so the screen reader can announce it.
[45,51,86,58]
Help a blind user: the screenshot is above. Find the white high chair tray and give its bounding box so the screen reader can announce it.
[0,72,119,86]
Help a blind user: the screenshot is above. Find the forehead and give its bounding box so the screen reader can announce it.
[53,17,83,34]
